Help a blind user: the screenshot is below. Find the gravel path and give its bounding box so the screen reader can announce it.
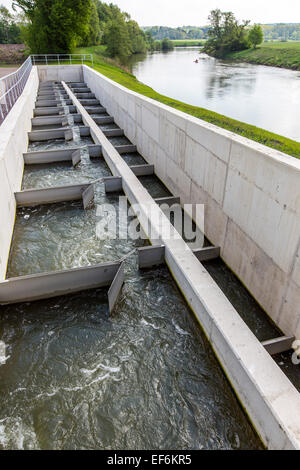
[0,67,18,78]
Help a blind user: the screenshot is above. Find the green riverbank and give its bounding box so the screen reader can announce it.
[226,41,300,71]
[171,39,205,47]
[77,45,300,160]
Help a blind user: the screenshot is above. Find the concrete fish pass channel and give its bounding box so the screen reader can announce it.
[0,64,300,450]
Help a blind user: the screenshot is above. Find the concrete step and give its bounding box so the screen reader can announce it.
[35,99,73,107]
[0,262,122,306]
[75,93,96,99]
[79,99,100,106]
[31,114,82,127]
[72,88,91,93]
[28,126,90,142]
[130,164,154,176]
[24,145,102,164]
[94,116,114,125]
[103,128,124,137]
[33,106,77,116]
[84,106,106,114]
[114,144,137,154]
[68,82,87,88]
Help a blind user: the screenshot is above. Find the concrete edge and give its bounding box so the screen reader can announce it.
[0,261,121,304]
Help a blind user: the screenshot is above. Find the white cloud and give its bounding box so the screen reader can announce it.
[3,0,300,26]
[102,0,300,26]
[1,0,13,10]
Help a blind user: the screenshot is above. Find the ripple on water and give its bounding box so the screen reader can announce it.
[22,147,111,190]
[0,263,263,450]
[27,136,94,153]
[7,189,147,278]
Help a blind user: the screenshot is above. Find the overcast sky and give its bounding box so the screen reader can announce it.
[3,0,300,27]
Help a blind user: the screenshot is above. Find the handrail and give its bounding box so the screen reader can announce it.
[31,54,93,65]
[0,56,32,125]
[0,54,93,125]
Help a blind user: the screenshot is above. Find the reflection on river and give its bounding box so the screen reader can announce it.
[129,47,300,142]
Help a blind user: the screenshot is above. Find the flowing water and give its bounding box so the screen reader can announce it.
[130,47,300,141]
[0,260,263,450]
[0,80,282,450]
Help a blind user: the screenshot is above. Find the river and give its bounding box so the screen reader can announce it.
[129,47,300,142]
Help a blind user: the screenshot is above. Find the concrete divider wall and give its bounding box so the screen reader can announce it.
[0,67,39,280]
[82,65,300,340]
[38,65,83,83]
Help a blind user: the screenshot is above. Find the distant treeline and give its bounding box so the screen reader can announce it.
[262,24,300,41]
[144,23,300,43]
[143,26,209,40]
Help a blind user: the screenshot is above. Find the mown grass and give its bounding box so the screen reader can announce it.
[171,39,205,47]
[227,41,300,70]
[76,45,300,160]
[262,41,300,49]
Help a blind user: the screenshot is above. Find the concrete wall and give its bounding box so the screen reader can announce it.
[83,65,300,340]
[38,65,83,83]
[0,67,39,280]
[66,80,300,450]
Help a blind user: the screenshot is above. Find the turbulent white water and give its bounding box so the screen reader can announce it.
[0,341,9,366]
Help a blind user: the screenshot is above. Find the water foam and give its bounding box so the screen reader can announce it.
[0,341,9,366]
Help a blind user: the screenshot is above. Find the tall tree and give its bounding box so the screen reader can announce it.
[127,19,147,54]
[104,18,131,60]
[248,25,264,48]
[79,0,101,46]
[13,0,92,53]
[204,9,250,57]
[0,4,21,43]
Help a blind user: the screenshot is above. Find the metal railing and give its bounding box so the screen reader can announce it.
[0,54,93,125]
[31,54,93,65]
[0,56,33,125]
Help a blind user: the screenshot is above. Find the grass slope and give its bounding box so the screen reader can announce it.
[227,42,300,70]
[171,39,205,47]
[76,45,300,160]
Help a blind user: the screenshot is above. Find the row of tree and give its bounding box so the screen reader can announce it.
[5,0,172,60]
[262,24,300,42]
[145,23,300,44]
[143,25,209,40]
[203,9,263,57]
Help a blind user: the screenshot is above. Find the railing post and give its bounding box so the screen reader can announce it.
[0,56,32,126]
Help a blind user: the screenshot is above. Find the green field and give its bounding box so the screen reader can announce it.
[171,39,205,47]
[227,41,300,70]
[76,45,300,160]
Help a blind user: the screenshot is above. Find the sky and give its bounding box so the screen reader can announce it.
[2,0,300,27]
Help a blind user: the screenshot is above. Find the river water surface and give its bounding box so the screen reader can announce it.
[130,47,300,141]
